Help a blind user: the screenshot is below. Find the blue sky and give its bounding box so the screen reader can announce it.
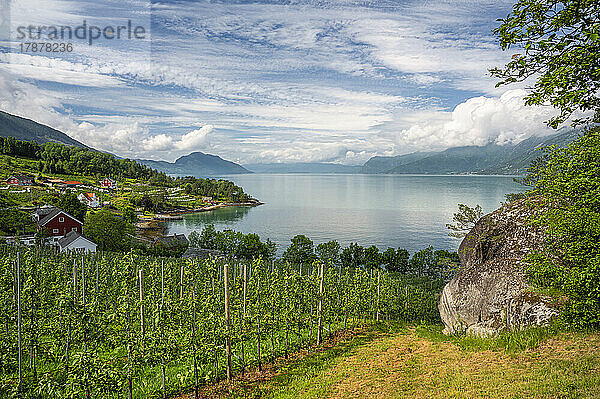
[0,0,558,164]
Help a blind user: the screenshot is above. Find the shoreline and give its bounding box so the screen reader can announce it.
[136,201,263,228]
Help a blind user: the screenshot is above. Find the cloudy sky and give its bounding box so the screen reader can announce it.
[0,0,559,164]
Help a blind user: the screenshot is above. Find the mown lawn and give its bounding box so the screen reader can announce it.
[200,323,600,399]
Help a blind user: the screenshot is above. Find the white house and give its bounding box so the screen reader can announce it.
[58,231,97,253]
[78,192,100,208]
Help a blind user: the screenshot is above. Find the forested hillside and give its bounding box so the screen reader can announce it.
[0,136,253,203]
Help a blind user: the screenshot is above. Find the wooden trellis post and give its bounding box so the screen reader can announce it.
[317,262,325,345]
[192,281,199,399]
[16,252,22,393]
[161,260,166,399]
[240,262,247,374]
[223,262,232,384]
[256,270,262,371]
[376,270,381,322]
[139,267,145,336]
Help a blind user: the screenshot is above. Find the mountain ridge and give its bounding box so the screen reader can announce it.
[138,152,251,176]
[363,129,580,175]
[0,110,90,148]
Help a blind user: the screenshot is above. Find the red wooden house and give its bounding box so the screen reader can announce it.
[99,178,117,190]
[35,207,83,237]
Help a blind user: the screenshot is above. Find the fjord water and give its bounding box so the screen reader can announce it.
[166,174,522,254]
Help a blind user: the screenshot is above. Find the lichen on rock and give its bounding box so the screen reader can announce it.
[439,199,561,336]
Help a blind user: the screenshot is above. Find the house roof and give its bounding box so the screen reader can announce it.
[63,181,82,185]
[32,205,58,218]
[58,230,96,249]
[153,234,189,247]
[38,208,83,226]
[8,174,33,181]
[81,192,95,201]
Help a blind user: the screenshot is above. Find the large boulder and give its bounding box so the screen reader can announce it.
[439,199,561,336]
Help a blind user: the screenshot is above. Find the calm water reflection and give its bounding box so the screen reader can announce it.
[166,174,522,254]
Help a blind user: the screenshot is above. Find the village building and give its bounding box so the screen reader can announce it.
[202,196,213,204]
[6,174,33,186]
[100,177,118,190]
[4,235,37,246]
[78,192,100,208]
[62,181,82,188]
[31,204,59,222]
[58,231,97,253]
[182,247,226,259]
[35,207,83,237]
[152,233,189,248]
[42,178,65,187]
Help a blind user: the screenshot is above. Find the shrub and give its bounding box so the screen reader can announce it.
[524,127,600,329]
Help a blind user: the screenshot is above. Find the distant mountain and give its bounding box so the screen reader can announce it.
[0,110,89,148]
[363,129,581,175]
[386,144,511,174]
[361,152,435,173]
[245,162,362,174]
[139,152,250,176]
[480,129,581,175]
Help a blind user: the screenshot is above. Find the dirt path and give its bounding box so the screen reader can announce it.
[174,326,600,399]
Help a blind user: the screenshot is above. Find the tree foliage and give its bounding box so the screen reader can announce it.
[84,209,133,251]
[523,127,600,328]
[446,204,483,238]
[490,0,600,127]
[383,248,410,273]
[55,192,87,222]
[282,234,316,265]
[188,224,275,260]
[0,208,32,235]
[316,240,341,265]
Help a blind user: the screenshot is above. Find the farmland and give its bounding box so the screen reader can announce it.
[0,247,442,398]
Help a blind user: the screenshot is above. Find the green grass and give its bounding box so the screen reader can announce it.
[219,323,600,399]
[415,323,565,353]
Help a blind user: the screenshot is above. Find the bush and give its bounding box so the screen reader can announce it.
[84,209,133,251]
[524,127,600,329]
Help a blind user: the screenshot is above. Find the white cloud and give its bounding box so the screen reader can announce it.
[391,90,558,152]
[175,126,213,150]
[0,66,72,129]
[67,121,214,158]
[0,0,545,165]
[141,126,213,152]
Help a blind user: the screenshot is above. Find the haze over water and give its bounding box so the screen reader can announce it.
[166,174,522,255]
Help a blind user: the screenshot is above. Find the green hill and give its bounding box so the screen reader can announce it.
[0,110,89,148]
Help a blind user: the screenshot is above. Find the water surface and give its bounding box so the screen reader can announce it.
[166,174,522,254]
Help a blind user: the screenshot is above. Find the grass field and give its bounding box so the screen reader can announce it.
[196,323,600,399]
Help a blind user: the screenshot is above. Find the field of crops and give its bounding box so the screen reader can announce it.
[0,247,442,398]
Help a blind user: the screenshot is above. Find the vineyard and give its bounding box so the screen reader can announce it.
[0,247,442,398]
